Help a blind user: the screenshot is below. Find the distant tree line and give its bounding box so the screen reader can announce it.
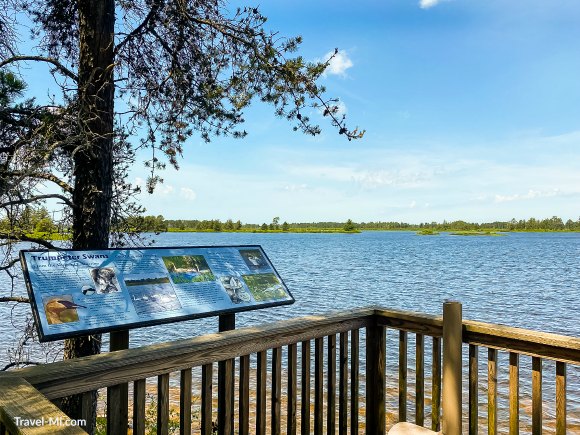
[355,216,580,232]
[5,213,580,235]
[158,215,580,232]
[0,206,58,235]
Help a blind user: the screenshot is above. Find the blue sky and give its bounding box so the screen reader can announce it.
[19,0,580,223]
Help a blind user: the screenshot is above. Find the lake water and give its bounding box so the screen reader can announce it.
[2,231,579,428]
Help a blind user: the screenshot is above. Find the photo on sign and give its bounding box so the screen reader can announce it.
[239,249,268,270]
[162,255,215,284]
[219,276,251,304]
[90,268,121,294]
[242,273,288,302]
[125,274,182,315]
[43,295,85,325]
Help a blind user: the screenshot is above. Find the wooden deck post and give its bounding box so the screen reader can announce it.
[218,314,235,435]
[443,301,463,435]
[366,319,386,435]
[107,330,129,435]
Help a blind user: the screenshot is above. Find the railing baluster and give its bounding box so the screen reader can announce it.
[351,329,360,435]
[218,315,235,435]
[366,323,386,435]
[108,331,129,435]
[107,384,125,434]
[133,379,146,435]
[201,363,213,435]
[288,343,298,435]
[488,348,498,435]
[328,334,337,434]
[532,357,542,435]
[81,390,95,434]
[416,333,424,426]
[272,347,282,435]
[158,373,170,435]
[432,337,441,432]
[509,352,519,435]
[257,351,267,435]
[180,368,192,435]
[469,344,478,435]
[399,330,408,422]
[239,355,250,435]
[556,361,566,435]
[218,357,234,435]
[315,337,324,435]
[302,340,311,435]
[339,332,348,435]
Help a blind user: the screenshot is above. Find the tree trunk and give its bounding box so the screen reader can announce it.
[60,0,115,430]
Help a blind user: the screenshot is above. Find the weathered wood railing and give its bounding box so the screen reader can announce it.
[1,305,580,434]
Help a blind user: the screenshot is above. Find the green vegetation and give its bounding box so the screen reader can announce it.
[162,255,215,283]
[343,219,357,232]
[161,215,580,233]
[450,231,504,236]
[242,273,288,301]
[417,229,440,235]
[5,213,580,238]
[96,393,184,435]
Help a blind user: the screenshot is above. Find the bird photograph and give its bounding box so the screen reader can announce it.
[43,296,86,325]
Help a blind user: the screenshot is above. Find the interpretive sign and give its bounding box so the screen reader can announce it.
[20,246,294,342]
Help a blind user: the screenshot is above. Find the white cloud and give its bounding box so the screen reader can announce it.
[180,187,197,200]
[334,100,347,116]
[494,189,561,203]
[322,50,353,77]
[283,184,309,192]
[420,0,442,9]
[285,164,437,189]
[318,100,347,117]
[156,184,174,196]
[354,169,433,189]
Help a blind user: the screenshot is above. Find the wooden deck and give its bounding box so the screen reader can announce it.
[1,304,580,434]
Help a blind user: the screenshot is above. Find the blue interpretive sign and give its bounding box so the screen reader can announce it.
[20,246,294,342]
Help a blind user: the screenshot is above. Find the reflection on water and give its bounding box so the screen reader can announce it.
[2,231,579,430]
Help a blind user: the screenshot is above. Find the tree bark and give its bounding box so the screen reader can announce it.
[60,0,115,430]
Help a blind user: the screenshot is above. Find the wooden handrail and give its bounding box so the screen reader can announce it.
[375,307,443,336]
[463,319,580,364]
[9,306,580,401]
[16,308,375,400]
[0,375,87,434]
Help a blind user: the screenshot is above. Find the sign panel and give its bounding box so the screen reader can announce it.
[20,246,293,342]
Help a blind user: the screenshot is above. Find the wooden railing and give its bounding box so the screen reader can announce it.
[1,305,580,434]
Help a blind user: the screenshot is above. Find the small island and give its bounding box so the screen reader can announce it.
[416,229,440,235]
[449,231,505,236]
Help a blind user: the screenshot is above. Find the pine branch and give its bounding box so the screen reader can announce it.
[0,232,59,250]
[3,172,73,194]
[114,1,165,55]
[0,55,78,82]
[0,258,19,272]
[1,194,75,209]
[0,296,29,303]
[2,360,41,371]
